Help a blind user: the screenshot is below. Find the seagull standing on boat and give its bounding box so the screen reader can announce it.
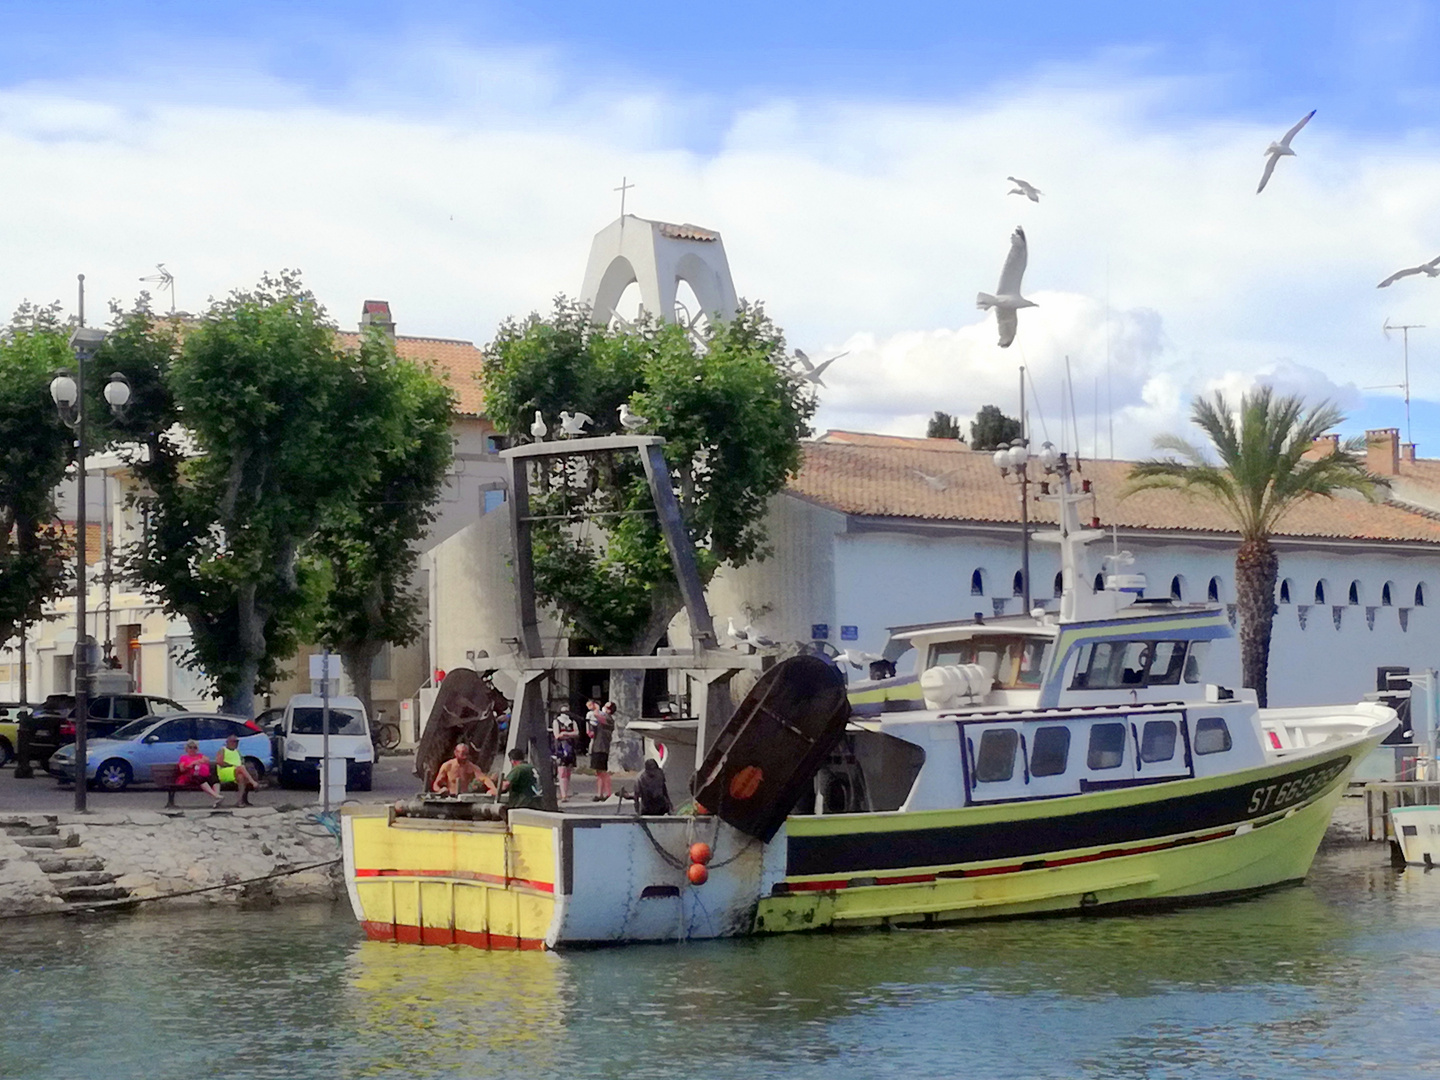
[744,625,776,648]
[559,411,593,437]
[977,226,1035,348]
[1256,109,1315,194]
[727,617,748,644]
[1007,176,1042,202]
[530,411,548,439]
[1377,256,1440,288]
[618,403,648,431]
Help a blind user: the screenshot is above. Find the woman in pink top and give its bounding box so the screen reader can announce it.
[177,739,221,806]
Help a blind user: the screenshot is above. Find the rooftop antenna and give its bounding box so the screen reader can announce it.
[1377,318,1424,447]
[140,264,176,314]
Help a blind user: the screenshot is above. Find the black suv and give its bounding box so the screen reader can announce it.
[16,694,186,773]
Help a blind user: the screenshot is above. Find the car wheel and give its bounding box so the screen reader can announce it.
[349,764,373,792]
[243,756,265,784]
[0,737,13,767]
[95,759,132,793]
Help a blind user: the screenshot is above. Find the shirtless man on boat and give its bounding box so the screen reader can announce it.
[431,743,497,796]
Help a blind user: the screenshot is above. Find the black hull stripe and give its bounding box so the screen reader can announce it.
[785,754,1350,878]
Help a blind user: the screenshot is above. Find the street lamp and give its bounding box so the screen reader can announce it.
[51,325,129,812]
[992,439,1033,612]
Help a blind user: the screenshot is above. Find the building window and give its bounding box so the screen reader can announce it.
[1170,575,1185,601]
[1053,572,1064,598]
[1012,571,1025,598]
[1417,583,1428,607]
[1348,580,1361,605]
[1208,576,1222,602]
[971,569,986,597]
[1382,581,1394,606]
[1093,573,1105,592]
[1314,580,1328,605]
[1279,579,1292,604]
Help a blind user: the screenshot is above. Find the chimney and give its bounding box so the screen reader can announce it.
[1402,443,1417,463]
[1366,428,1400,476]
[360,299,396,340]
[1303,434,1339,460]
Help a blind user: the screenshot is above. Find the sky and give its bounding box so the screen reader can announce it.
[4,1,1440,458]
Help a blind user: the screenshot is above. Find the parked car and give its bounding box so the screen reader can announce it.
[19,694,187,770]
[0,701,33,767]
[48,713,273,793]
[275,694,374,790]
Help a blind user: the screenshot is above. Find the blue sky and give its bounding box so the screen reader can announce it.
[3,1,1440,454]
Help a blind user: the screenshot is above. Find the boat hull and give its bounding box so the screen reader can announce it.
[341,731,1383,949]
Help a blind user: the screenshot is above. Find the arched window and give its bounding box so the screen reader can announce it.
[1093,572,1105,592]
[1170,575,1185,601]
[1278,579,1292,604]
[1053,571,1064,598]
[1315,580,1328,605]
[1208,576,1222,603]
[1348,580,1361,605]
[1012,571,1025,597]
[970,569,986,597]
[1417,582,1428,607]
[1382,581,1394,606]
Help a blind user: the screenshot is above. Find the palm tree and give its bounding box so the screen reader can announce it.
[1125,388,1386,707]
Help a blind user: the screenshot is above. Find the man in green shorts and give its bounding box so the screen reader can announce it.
[501,746,544,809]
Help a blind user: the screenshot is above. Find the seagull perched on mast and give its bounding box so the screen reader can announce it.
[976,226,1035,348]
[530,411,548,439]
[1256,109,1315,194]
[558,411,593,437]
[1006,177,1042,202]
[1377,256,1440,289]
[792,348,848,387]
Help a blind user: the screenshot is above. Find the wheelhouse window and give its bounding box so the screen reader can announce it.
[1193,716,1232,755]
[929,635,1047,689]
[1140,719,1178,762]
[1070,640,1192,690]
[1087,723,1127,769]
[1030,726,1071,776]
[974,729,1019,782]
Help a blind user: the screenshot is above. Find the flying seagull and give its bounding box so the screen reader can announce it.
[1257,109,1315,194]
[558,411,593,437]
[1377,256,1440,289]
[1007,177,1041,202]
[976,226,1035,348]
[842,648,883,670]
[792,348,848,387]
[530,411,548,439]
[617,403,648,430]
[914,469,950,492]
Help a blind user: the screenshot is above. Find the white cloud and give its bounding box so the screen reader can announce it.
[2,47,1439,456]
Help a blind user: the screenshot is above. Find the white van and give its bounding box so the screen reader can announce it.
[275,694,375,791]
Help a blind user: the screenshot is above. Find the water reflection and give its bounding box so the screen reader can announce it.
[6,847,1440,1079]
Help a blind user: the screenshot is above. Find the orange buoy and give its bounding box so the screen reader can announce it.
[687,862,709,886]
[689,842,712,865]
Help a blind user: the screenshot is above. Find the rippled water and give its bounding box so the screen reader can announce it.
[5,843,1440,1079]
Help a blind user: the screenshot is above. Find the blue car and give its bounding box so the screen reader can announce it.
[49,713,273,793]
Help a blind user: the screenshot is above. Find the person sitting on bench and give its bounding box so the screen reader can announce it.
[178,739,222,807]
[215,734,257,808]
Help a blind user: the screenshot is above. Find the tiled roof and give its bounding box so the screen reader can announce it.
[792,431,1440,545]
[334,331,485,418]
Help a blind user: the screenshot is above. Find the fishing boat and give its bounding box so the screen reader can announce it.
[341,437,1396,949]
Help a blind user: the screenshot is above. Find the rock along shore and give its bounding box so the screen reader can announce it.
[0,807,343,918]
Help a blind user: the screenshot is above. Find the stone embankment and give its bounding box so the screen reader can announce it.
[0,807,343,918]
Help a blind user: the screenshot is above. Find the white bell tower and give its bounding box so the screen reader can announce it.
[579,216,739,326]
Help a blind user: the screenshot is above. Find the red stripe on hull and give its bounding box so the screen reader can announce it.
[362,920,544,951]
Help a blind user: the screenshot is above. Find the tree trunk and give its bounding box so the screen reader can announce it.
[608,668,646,772]
[1235,537,1279,708]
[341,641,383,725]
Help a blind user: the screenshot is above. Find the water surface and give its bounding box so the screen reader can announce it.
[5,844,1439,1079]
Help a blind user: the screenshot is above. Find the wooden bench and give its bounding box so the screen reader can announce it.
[150,763,244,808]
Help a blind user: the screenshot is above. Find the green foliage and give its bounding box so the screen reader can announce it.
[926,411,964,440]
[120,273,411,714]
[483,298,814,653]
[312,334,456,715]
[1124,388,1386,539]
[970,405,1022,450]
[0,303,74,648]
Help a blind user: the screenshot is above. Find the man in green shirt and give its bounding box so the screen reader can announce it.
[502,747,544,809]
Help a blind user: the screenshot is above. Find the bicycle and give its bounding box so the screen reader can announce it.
[370,720,402,751]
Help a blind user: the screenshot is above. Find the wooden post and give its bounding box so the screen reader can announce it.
[507,454,543,659]
[639,442,717,651]
[507,670,556,809]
